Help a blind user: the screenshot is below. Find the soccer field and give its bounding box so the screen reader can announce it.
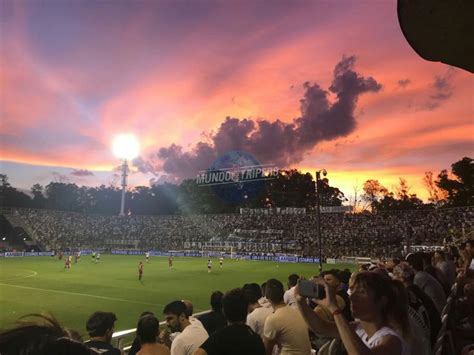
[0,255,355,334]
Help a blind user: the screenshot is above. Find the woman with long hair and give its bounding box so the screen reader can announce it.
[0,313,91,355]
[296,271,410,355]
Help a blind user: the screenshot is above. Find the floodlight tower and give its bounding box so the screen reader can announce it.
[315,169,327,273]
[112,134,139,216]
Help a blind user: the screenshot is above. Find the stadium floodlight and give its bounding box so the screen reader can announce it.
[112,134,139,161]
[112,134,140,216]
[315,169,327,273]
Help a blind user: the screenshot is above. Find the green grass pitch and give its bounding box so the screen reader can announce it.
[0,255,355,336]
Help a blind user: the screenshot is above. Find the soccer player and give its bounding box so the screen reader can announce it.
[138,261,144,281]
[219,256,224,268]
[168,255,173,268]
[145,251,150,263]
[207,258,212,273]
[96,253,100,263]
[64,256,71,269]
[92,251,96,262]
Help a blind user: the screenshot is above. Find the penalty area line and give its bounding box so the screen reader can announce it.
[0,270,38,282]
[0,283,160,307]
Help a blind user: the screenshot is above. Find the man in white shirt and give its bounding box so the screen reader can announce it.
[283,274,299,310]
[263,279,311,355]
[244,283,273,338]
[433,250,456,287]
[162,301,208,355]
[407,253,446,314]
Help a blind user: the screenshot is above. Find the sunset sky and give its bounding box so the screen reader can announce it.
[1,0,473,202]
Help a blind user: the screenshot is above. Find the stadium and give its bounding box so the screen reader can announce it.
[1,1,473,355]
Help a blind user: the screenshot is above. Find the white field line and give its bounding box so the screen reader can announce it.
[0,270,38,282]
[0,275,161,307]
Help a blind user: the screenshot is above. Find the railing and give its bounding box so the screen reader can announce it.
[111,309,211,352]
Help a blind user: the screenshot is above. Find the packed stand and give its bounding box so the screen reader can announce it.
[2,207,472,258]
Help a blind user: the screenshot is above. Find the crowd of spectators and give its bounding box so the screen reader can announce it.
[2,207,472,258]
[1,239,473,354]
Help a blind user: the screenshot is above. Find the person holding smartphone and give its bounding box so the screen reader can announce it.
[296,272,411,355]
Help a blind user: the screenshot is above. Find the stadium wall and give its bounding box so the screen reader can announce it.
[1,250,320,263]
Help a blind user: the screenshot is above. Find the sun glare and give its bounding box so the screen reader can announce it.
[112,134,140,160]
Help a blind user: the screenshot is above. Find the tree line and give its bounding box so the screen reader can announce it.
[0,157,472,215]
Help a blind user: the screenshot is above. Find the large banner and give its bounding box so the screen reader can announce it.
[321,206,353,213]
[240,207,306,215]
[410,245,444,252]
[233,228,283,235]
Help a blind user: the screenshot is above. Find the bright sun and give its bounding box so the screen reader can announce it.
[112,134,140,160]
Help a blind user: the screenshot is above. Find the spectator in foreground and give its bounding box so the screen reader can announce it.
[162,300,208,355]
[128,311,155,355]
[283,274,299,309]
[181,299,205,328]
[84,311,121,355]
[463,239,474,276]
[243,283,273,338]
[136,314,170,355]
[433,250,456,288]
[323,269,353,321]
[392,263,441,346]
[296,272,410,355]
[406,252,446,314]
[0,313,91,355]
[193,288,265,355]
[197,291,227,336]
[263,278,311,355]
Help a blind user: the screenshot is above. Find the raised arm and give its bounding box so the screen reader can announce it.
[295,281,339,339]
[304,281,402,355]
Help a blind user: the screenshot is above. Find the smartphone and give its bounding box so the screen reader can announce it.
[299,279,325,299]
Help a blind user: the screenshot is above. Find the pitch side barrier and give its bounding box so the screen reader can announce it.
[111,250,320,264]
[1,250,319,264]
[0,250,95,258]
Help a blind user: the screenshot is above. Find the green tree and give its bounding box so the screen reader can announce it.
[363,178,424,211]
[0,174,32,208]
[265,170,315,208]
[31,184,47,209]
[177,179,234,214]
[45,182,80,211]
[362,179,389,206]
[436,157,474,206]
[423,171,447,205]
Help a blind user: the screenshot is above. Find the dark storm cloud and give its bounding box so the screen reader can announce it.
[397,79,411,88]
[71,169,94,177]
[156,56,381,181]
[132,156,159,175]
[158,142,217,178]
[424,68,456,111]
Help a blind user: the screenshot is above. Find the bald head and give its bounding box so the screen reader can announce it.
[181,299,193,317]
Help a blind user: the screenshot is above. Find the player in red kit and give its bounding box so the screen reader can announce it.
[168,256,173,268]
[138,261,144,280]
